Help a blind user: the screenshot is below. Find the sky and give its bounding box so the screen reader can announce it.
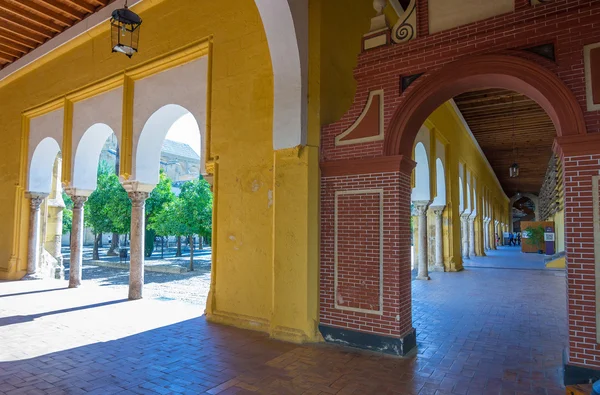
[165,113,201,156]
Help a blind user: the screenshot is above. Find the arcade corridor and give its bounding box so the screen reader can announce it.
[0,250,566,394]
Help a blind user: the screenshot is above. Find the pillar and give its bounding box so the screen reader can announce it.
[431,206,445,272]
[414,201,430,280]
[468,217,476,257]
[484,219,490,250]
[69,195,87,288]
[26,193,48,276]
[461,214,470,259]
[128,191,148,300]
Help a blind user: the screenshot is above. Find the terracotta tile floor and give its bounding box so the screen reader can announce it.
[0,251,567,394]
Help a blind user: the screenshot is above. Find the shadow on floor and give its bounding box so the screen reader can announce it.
[0,299,129,328]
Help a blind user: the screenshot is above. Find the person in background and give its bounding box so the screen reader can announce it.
[517,232,521,246]
[509,232,515,246]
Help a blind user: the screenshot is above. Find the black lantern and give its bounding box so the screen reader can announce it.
[110,1,142,58]
[509,162,520,178]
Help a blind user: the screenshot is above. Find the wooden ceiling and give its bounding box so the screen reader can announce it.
[454,88,556,197]
[0,0,111,69]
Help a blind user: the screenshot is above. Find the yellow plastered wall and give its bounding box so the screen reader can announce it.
[319,0,373,126]
[0,0,320,342]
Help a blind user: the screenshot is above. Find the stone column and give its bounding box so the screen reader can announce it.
[461,214,470,260]
[69,195,87,288]
[468,217,476,257]
[431,206,445,272]
[128,191,149,300]
[414,201,430,280]
[484,219,490,250]
[26,193,48,276]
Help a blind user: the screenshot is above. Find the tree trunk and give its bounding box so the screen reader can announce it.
[161,236,164,259]
[189,235,194,271]
[198,236,203,250]
[107,232,119,255]
[176,237,182,257]
[93,233,100,260]
[99,232,103,248]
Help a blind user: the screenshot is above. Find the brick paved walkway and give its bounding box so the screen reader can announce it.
[0,255,566,394]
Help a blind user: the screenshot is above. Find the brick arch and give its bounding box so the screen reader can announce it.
[385,54,587,157]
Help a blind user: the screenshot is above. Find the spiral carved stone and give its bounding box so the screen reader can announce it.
[391,0,416,44]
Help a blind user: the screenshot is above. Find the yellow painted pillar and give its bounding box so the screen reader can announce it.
[270,146,320,343]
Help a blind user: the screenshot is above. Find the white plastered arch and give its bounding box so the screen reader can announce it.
[29,137,61,194]
[135,104,200,186]
[432,158,446,206]
[28,109,63,194]
[72,123,116,191]
[412,142,430,202]
[132,57,207,184]
[254,0,308,149]
[70,87,123,190]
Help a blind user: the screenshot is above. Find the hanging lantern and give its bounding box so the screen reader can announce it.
[509,162,520,178]
[110,2,142,58]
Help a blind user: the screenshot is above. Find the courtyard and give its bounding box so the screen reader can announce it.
[0,248,567,394]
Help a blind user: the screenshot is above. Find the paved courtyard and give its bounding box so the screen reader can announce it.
[61,246,211,307]
[0,248,567,394]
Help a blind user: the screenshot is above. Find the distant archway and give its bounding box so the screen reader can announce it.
[386,54,586,157]
[432,158,446,206]
[412,142,430,201]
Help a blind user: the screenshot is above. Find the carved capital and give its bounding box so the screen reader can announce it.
[413,200,430,215]
[71,195,88,209]
[128,191,149,207]
[27,192,48,210]
[430,205,445,218]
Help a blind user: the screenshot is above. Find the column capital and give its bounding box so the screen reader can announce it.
[26,192,49,209]
[128,191,149,207]
[468,216,475,224]
[430,205,445,217]
[70,195,88,209]
[412,200,430,215]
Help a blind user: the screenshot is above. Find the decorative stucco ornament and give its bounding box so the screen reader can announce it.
[391,0,417,44]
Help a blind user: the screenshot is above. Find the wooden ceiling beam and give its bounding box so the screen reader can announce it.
[0,28,38,48]
[0,36,29,53]
[0,10,53,39]
[0,21,46,44]
[63,0,96,14]
[14,0,74,26]
[37,0,85,21]
[0,42,23,56]
[0,50,14,62]
[0,2,63,33]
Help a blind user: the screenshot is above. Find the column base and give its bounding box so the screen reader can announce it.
[128,289,142,300]
[319,325,417,356]
[415,275,430,280]
[68,279,81,288]
[431,265,445,272]
[564,359,600,385]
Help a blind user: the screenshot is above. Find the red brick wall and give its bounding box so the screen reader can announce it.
[336,191,382,312]
[320,171,413,338]
[320,0,600,368]
[563,154,600,368]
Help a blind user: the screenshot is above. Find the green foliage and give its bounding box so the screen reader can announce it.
[62,192,73,235]
[145,228,156,257]
[144,171,175,257]
[149,179,213,239]
[85,165,130,236]
[524,225,545,250]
